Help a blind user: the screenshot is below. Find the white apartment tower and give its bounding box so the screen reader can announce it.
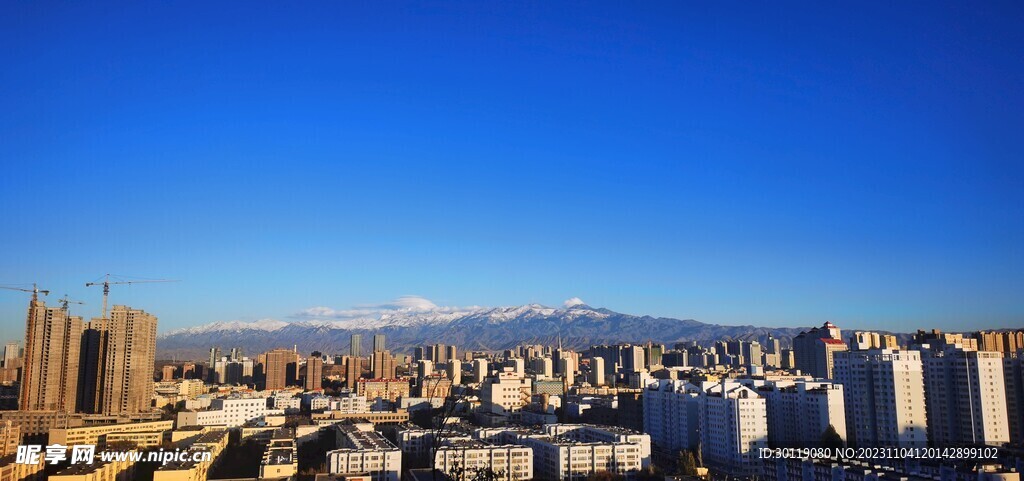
[697,382,769,476]
[923,345,1008,446]
[833,349,928,448]
[642,379,700,453]
[761,380,847,448]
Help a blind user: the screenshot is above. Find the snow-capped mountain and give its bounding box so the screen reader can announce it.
[157,301,812,359]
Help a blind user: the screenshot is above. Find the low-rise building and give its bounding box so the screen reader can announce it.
[0,453,45,481]
[49,420,174,447]
[261,428,298,479]
[176,397,282,428]
[49,454,136,481]
[435,440,533,481]
[519,435,644,481]
[313,410,409,427]
[540,424,651,468]
[326,424,402,481]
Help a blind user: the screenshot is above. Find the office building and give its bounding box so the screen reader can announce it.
[373,334,386,352]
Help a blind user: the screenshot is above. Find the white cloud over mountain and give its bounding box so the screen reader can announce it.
[563,297,586,307]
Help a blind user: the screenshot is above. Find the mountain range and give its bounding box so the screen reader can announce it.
[156,302,816,360]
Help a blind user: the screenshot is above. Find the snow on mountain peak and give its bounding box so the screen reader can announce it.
[159,298,618,338]
[563,297,586,308]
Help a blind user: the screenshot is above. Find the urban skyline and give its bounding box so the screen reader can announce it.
[1,3,1022,479]
[2,288,1023,480]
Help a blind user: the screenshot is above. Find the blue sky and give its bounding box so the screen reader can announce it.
[1,2,1022,340]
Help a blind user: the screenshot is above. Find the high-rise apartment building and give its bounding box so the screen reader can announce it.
[914,329,978,351]
[589,357,605,386]
[1005,351,1024,444]
[97,305,158,415]
[975,330,1024,355]
[642,379,700,453]
[622,346,645,373]
[207,347,221,383]
[481,368,531,415]
[371,350,396,379]
[697,382,769,476]
[261,349,296,390]
[372,334,386,352]
[446,359,462,385]
[344,356,363,390]
[849,331,899,351]
[20,300,82,412]
[793,322,847,379]
[833,349,928,448]
[305,356,323,391]
[922,346,1008,446]
[472,359,488,384]
[350,334,362,358]
[760,380,847,448]
[2,342,18,368]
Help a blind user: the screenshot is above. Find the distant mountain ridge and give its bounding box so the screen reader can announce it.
[157,303,814,360]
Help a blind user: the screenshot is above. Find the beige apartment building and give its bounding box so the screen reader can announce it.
[98,305,158,415]
[20,300,82,412]
[50,455,136,481]
[49,419,174,446]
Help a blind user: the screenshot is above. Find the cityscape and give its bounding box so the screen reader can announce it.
[2,2,1023,481]
[0,286,1023,481]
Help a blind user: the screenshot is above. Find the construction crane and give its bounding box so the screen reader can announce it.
[85,274,178,319]
[0,283,50,302]
[57,295,85,311]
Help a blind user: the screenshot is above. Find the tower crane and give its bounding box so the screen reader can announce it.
[57,295,85,311]
[85,274,178,319]
[0,284,50,302]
